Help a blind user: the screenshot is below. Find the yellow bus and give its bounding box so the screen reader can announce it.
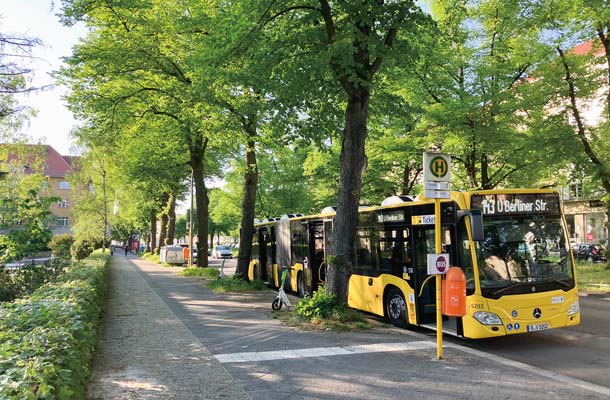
[249,189,581,339]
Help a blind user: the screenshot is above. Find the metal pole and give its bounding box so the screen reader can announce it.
[189,170,193,267]
[435,198,443,360]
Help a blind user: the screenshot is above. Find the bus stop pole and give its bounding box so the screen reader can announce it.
[435,198,443,360]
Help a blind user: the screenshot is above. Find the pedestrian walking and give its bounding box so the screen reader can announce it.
[110,245,114,256]
[124,244,128,256]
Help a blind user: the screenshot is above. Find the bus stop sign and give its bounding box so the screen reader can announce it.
[427,253,450,275]
[423,152,451,182]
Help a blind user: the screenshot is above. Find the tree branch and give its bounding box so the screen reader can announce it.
[557,46,610,192]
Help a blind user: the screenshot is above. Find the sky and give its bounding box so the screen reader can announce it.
[2,0,87,155]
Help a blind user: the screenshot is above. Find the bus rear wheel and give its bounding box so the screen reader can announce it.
[386,288,408,329]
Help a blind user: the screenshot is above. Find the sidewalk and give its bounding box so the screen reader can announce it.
[85,254,250,400]
[86,254,610,400]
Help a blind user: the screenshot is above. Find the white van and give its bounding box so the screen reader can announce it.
[160,246,185,265]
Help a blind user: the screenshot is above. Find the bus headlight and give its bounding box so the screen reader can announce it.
[473,311,502,325]
[567,300,580,316]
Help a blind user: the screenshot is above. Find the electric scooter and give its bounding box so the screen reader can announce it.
[272,266,292,310]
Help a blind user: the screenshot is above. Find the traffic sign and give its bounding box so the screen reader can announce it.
[427,253,450,275]
[424,190,451,199]
[423,152,451,182]
[424,181,450,191]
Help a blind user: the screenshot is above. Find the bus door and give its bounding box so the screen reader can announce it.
[307,221,325,295]
[412,225,458,331]
[257,228,268,282]
[265,226,276,286]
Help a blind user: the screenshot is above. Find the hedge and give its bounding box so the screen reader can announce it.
[0,251,109,399]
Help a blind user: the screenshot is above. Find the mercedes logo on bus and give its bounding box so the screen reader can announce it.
[533,308,542,319]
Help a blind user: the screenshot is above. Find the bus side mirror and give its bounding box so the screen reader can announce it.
[458,209,484,241]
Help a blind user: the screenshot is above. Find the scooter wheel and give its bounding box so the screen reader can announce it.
[272,298,282,310]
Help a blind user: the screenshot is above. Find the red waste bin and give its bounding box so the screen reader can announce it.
[442,267,466,317]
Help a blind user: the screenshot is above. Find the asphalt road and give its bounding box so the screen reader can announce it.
[439,293,610,388]
[211,258,610,389]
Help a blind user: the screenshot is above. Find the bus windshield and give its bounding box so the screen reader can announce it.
[475,217,574,298]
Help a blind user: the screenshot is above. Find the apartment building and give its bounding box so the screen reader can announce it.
[43,145,79,235]
[1,144,79,235]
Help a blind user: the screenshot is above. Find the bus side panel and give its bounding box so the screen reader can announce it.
[348,274,416,323]
[248,259,257,281]
[271,263,279,288]
[291,263,304,294]
[348,275,382,315]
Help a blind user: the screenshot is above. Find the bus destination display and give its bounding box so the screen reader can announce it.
[471,193,560,216]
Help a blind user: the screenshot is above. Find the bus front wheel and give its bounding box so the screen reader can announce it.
[385,288,408,329]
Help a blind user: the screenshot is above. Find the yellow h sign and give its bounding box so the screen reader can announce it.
[430,156,448,178]
[423,152,451,183]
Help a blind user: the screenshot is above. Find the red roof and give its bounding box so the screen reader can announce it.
[572,39,605,57]
[44,145,75,178]
[3,144,78,178]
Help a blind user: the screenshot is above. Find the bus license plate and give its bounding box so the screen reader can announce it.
[527,322,550,332]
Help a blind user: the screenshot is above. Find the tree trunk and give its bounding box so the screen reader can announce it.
[605,200,610,270]
[208,230,214,249]
[236,131,258,279]
[466,129,478,188]
[167,192,176,245]
[149,209,157,253]
[158,193,169,247]
[327,89,370,304]
[401,162,421,196]
[480,153,491,189]
[190,136,209,268]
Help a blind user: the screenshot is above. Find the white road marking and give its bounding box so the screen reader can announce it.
[214,341,435,363]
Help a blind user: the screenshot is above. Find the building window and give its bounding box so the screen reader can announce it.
[59,181,70,190]
[58,217,69,226]
[57,199,70,208]
[569,183,582,199]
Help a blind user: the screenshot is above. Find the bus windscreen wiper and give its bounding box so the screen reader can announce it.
[492,282,529,296]
[551,278,572,288]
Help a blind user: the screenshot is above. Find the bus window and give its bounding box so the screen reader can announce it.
[290,222,306,265]
[378,229,410,276]
[414,227,452,271]
[458,220,475,293]
[355,228,372,274]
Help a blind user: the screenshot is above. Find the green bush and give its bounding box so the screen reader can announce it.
[294,287,340,319]
[49,234,74,259]
[0,258,70,303]
[292,287,371,331]
[0,252,109,399]
[71,238,99,260]
[180,267,220,279]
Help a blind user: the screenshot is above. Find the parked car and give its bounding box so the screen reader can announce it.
[212,245,233,259]
[572,243,607,262]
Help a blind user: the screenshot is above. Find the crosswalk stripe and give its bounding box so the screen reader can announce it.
[214,341,436,363]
